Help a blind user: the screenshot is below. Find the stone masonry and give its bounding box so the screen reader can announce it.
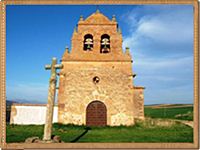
[57,10,145,126]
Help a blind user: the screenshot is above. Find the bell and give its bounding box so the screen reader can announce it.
[85,38,93,45]
[101,38,109,45]
[87,44,91,49]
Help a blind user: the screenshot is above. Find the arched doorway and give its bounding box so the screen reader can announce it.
[86,101,107,126]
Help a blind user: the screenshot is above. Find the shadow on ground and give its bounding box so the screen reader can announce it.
[70,127,91,142]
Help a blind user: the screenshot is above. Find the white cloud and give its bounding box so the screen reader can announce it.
[122,5,193,50]
[6,83,49,103]
[121,5,194,104]
[144,83,193,104]
[134,56,193,71]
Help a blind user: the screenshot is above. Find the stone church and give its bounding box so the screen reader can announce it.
[57,10,145,126]
[10,10,144,126]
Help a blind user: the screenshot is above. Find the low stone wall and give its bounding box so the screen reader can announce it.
[10,104,58,125]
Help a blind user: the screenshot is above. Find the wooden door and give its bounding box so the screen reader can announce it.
[86,101,107,126]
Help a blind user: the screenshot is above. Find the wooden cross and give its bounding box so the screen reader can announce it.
[43,57,63,141]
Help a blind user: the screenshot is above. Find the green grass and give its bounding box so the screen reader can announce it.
[6,104,194,143]
[6,124,44,143]
[6,121,193,143]
[144,106,193,121]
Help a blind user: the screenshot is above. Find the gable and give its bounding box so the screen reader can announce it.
[79,11,115,25]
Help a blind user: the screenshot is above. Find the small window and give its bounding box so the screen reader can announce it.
[84,34,93,51]
[100,34,110,53]
[93,76,100,84]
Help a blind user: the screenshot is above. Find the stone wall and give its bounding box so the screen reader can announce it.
[10,104,58,125]
[133,87,145,119]
[58,61,135,126]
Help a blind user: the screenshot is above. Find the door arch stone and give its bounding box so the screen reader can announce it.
[86,100,107,126]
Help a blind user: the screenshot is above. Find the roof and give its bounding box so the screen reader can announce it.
[78,10,117,25]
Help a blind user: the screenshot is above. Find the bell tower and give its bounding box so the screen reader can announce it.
[62,10,131,61]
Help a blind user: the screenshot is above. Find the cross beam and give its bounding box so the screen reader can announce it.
[43,57,63,141]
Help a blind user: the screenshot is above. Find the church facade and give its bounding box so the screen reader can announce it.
[57,10,145,126]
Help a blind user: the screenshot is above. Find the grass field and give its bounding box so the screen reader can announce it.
[6,120,193,143]
[144,104,193,121]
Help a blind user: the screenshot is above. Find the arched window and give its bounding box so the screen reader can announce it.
[83,34,93,51]
[100,34,110,53]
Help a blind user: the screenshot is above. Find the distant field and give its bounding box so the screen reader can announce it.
[144,104,193,121]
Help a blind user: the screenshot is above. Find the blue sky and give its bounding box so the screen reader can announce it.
[6,5,194,104]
